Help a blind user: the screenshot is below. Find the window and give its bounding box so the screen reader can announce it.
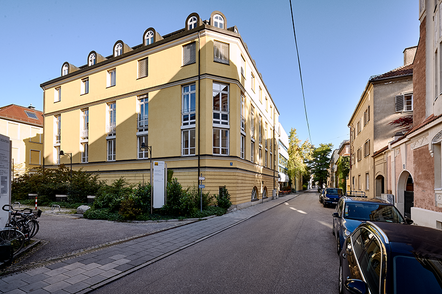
[258,115,262,144]
[358,174,361,190]
[265,97,269,112]
[357,147,362,162]
[366,173,369,190]
[258,146,262,165]
[144,30,154,45]
[107,69,116,87]
[213,128,229,155]
[213,83,229,126]
[107,139,116,161]
[138,135,149,159]
[395,94,413,112]
[88,53,96,66]
[107,102,116,136]
[183,42,196,66]
[54,87,61,102]
[251,141,255,162]
[240,135,245,159]
[188,16,197,30]
[138,95,148,132]
[114,43,123,57]
[364,140,370,157]
[54,115,61,145]
[357,120,361,134]
[62,64,68,76]
[240,55,246,77]
[182,129,195,156]
[81,143,88,163]
[265,150,268,167]
[81,109,89,140]
[214,41,229,64]
[81,78,89,95]
[270,105,273,120]
[265,122,268,149]
[30,150,41,165]
[240,94,246,132]
[182,84,196,126]
[138,58,148,78]
[54,146,60,165]
[367,105,370,122]
[25,111,38,120]
[213,14,224,29]
[250,106,255,138]
[258,86,262,102]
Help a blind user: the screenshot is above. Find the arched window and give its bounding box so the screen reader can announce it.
[144,31,154,45]
[114,43,123,57]
[62,64,69,76]
[251,187,258,201]
[88,53,96,66]
[188,16,197,30]
[213,14,224,29]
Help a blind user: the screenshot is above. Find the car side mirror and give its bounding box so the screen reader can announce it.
[405,217,414,225]
[332,212,339,218]
[345,279,369,294]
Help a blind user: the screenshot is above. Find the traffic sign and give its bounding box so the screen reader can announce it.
[199,177,205,181]
[199,185,205,188]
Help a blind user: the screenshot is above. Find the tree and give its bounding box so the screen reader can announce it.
[287,128,313,190]
[307,143,333,189]
[337,156,350,194]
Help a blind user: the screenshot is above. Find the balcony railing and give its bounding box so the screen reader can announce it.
[138,115,148,129]
[80,129,88,139]
[107,124,116,135]
[55,134,61,145]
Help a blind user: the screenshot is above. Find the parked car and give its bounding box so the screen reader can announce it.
[332,197,410,254]
[319,188,343,207]
[339,221,442,294]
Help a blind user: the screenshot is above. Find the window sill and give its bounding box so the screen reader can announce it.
[137,75,148,80]
[181,125,196,130]
[80,93,89,96]
[106,85,116,89]
[214,60,229,65]
[182,62,196,67]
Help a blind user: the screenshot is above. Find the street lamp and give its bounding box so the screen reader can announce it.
[59,150,72,178]
[140,142,153,215]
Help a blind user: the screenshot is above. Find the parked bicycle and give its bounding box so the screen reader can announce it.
[0,227,25,259]
[2,204,41,241]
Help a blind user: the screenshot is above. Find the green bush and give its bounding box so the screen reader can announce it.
[216,186,231,209]
[83,208,122,221]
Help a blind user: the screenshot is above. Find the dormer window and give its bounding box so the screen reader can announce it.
[144,31,154,45]
[188,16,197,30]
[114,43,123,57]
[62,64,69,76]
[213,14,224,29]
[88,53,96,66]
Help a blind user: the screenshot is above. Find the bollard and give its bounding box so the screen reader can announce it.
[35,196,38,210]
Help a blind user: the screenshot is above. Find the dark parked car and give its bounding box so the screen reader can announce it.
[339,222,442,294]
[319,188,343,207]
[333,197,409,254]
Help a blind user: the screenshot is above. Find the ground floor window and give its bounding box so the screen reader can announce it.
[138,135,149,159]
[182,129,195,156]
[251,186,258,201]
[213,128,229,155]
[107,139,116,161]
[81,143,88,163]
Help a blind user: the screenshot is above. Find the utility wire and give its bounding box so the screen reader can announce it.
[289,0,312,144]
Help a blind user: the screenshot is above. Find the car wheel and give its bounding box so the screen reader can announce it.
[323,202,327,208]
[336,235,341,254]
[339,263,344,294]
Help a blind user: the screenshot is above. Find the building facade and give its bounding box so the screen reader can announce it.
[40,12,281,207]
[0,104,43,177]
[384,0,442,228]
[278,123,289,190]
[348,48,415,198]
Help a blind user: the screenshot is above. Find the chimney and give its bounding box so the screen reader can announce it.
[28,104,35,109]
[403,46,417,66]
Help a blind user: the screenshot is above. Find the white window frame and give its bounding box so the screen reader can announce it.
[214,41,229,64]
[182,129,196,156]
[240,94,246,133]
[144,30,154,45]
[395,93,413,112]
[114,43,123,57]
[213,14,224,29]
[213,83,229,126]
[138,135,149,159]
[107,139,116,161]
[107,69,116,87]
[240,55,246,77]
[81,143,88,163]
[107,102,116,136]
[251,140,255,162]
[62,64,68,76]
[54,146,60,165]
[81,78,89,95]
[188,16,197,30]
[138,95,148,132]
[182,84,196,126]
[366,173,369,191]
[54,87,61,102]
[80,109,89,141]
[240,134,245,159]
[54,115,61,145]
[88,53,96,66]
[250,106,255,139]
[213,128,229,156]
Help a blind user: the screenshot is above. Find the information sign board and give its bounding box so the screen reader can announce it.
[0,134,11,228]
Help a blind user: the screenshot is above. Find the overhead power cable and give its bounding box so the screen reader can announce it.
[289,0,312,144]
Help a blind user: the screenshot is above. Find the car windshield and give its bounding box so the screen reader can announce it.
[326,188,342,196]
[394,255,442,293]
[344,203,404,222]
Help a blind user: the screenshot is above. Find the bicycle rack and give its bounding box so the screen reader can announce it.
[51,204,61,212]
[13,202,21,208]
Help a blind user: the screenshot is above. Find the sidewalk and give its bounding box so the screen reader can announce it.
[0,193,299,294]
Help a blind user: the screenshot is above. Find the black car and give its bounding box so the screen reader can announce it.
[319,188,343,207]
[332,197,408,254]
[339,222,442,294]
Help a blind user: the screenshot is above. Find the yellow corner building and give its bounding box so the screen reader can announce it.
[40,11,281,207]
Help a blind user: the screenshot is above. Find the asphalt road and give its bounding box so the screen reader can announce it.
[93,190,339,294]
[11,213,193,268]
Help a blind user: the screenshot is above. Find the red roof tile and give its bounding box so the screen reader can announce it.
[0,104,43,127]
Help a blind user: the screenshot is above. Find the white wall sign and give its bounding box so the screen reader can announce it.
[0,134,11,228]
[153,161,167,208]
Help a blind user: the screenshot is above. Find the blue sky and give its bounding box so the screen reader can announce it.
[0,0,419,150]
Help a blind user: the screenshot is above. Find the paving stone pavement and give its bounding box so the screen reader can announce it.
[0,194,298,293]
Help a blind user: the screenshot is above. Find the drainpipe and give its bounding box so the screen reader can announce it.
[198,31,201,194]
